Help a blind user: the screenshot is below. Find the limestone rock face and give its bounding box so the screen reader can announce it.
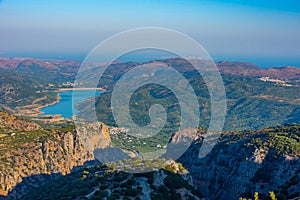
[0,112,111,199]
[178,127,300,200]
[75,122,111,154]
[0,131,94,198]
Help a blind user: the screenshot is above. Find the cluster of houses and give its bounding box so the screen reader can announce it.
[61,82,81,87]
[259,77,292,86]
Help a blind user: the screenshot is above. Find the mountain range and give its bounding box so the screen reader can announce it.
[0,57,299,199]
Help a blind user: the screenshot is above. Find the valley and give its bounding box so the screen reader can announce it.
[0,57,299,199]
[1,1,299,199]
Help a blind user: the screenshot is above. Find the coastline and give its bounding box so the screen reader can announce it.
[36,93,61,116]
[16,93,61,117]
[16,87,105,120]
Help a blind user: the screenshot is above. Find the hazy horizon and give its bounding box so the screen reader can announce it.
[1,52,299,69]
[0,0,299,68]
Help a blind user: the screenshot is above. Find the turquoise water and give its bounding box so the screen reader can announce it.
[40,90,101,119]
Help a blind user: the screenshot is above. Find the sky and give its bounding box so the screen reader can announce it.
[0,0,299,67]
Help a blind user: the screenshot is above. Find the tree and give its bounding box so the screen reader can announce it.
[269,191,277,200]
[254,192,259,200]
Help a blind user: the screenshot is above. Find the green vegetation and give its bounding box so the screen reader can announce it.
[151,172,203,200]
[0,129,53,169]
[239,191,278,200]
[110,131,168,153]
[275,170,300,199]
[53,123,76,133]
[106,158,169,173]
[0,130,50,151]
[76,60,300,154]
[20,165,203,200]
[78,62,300,131]
[163,161,185,174]
[250,125,300,156]
[0,59,299,199]
[0,70,57,108]
[164,173,190,189]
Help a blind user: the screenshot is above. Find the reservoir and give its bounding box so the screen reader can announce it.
[40,90,101,119]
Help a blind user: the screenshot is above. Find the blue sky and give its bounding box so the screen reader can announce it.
[0,0,299,67]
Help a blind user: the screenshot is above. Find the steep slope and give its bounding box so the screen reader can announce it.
[0,112,299,199]
[0,70,57,117]
[19,165,204,200]
[0,112,110,199]
[178,125,300,200]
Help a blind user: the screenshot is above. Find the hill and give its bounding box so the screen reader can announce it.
[0,58,80,115]
[0,111,97,198]
[217,60,300,82]
[19,164,203,200]
[178,124,300,199]
[75,58,300,155]
[1,57,299,124]
[76,58,300,130]
[0,112,202,200]
[0,57,299,199]
[0,112,299,199]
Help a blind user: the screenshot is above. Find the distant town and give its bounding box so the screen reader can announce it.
[259,76,292,86]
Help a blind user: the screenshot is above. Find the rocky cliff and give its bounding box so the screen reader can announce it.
[178,125,300,199]
[0,112,110,199]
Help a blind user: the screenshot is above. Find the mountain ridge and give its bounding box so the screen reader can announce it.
[0,111,102,198]
[1,111,299,199]
[1,57,300,81]
[178,125,300,199]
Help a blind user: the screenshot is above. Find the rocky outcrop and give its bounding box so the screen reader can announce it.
[0,130,93,198]
[0,112,111,199]
[75,122,111,154]
[178,126,300,199]
[18,163,204,200]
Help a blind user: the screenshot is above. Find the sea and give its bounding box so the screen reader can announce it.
[3,52,300,68]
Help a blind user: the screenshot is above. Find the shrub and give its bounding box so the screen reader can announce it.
[124,188,140,197]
